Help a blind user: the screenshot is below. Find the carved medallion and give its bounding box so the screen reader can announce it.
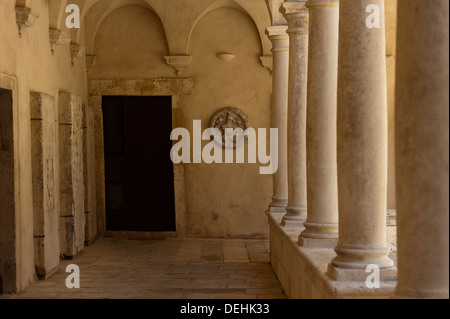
[210,107,250,149]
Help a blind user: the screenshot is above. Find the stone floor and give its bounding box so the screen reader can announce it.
[4,237,286,299]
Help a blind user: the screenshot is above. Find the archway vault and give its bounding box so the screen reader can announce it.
[70,0,271,56]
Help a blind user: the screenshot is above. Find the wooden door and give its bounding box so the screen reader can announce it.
[102,96,175,232]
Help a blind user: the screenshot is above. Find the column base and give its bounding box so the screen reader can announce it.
[281,205,307,227]
[299,222,338,248]
[268,196,288,214]
[327,263,397,282]
[281,216,305,228]
[299,236,338,248]
[267,206,287,214]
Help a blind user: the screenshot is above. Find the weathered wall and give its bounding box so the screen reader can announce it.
[58,93,85,257]
[0,0,89,291]
[30,92,59,277]
[89,4,273,238]
[183,8,272,238]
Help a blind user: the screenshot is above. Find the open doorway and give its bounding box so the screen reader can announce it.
[0,89,16,294]
[102,96,175,232]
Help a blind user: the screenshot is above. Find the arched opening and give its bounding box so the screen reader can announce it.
[88,4,170,78]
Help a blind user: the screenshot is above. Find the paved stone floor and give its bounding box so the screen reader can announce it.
[5,237,286,299]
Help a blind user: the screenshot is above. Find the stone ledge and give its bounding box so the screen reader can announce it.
[268,213,397,299]
[0,73,18,91]
[89,78,195,96]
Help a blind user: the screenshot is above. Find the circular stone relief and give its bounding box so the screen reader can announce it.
[210,107,251,149]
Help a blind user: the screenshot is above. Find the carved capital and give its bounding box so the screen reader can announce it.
[265,26,289,52]
[49,29,67,54]
[70,43,85,66]
[16,6,38,38]
[164,55,192,76]
[86,55,97,70]
[280,2,309,33]
[265,25,288,39]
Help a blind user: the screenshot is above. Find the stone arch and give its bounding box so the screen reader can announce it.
[48,0,68,30]
[83,0,166,55]
[189,0,271,56]
[264,0,285,26]
[88,4,170,78]
[264,0,272,21]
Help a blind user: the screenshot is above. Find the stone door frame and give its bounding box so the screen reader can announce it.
[0,72,20,293]
[89,78,194,238]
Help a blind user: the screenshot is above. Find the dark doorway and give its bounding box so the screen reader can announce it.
[0,89,16,294]
[102,96,175,232]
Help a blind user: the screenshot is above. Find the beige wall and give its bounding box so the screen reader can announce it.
[90,5,273,238]
[183,8,272,238]
[89,6,171,78]
[0,0,88,291]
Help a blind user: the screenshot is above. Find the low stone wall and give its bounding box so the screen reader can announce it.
[268,213,397,299]
[386,210,397,253]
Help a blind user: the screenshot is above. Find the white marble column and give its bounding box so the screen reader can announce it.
[299,0,339,247]
[327,0,395,281]
[266,26,289,214]
[280,1,309,227]
[394,0,449,299]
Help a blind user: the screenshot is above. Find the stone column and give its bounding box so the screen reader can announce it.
[30,92,59,277]
[299,0,339,247]
[279,1,309,227]
[59,93,86,258]
[328,0,395,281]
[83,104,97,245]
[394,0,449,299]
[265,25,289,214]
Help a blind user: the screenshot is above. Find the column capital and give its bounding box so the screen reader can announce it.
[306,0,339,8]
[265,26,289,52]
[265,25,289,39]
[280,1,309,32]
